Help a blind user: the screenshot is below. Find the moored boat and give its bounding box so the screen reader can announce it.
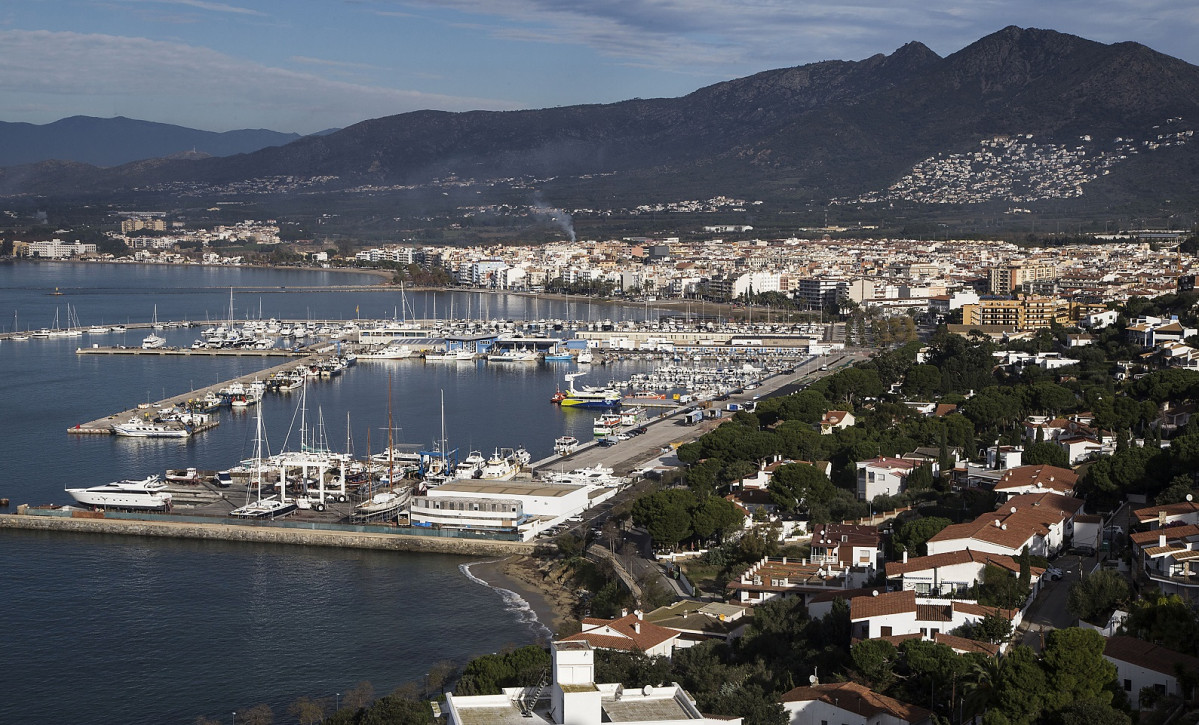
[66,475,172,510]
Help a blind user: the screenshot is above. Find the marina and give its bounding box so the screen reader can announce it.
[0,261,859,725]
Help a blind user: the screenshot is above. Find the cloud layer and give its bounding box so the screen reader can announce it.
[0,29,520,133]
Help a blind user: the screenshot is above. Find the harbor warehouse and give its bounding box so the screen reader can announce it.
[410,480,600,539]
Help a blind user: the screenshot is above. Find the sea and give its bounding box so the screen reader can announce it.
[0,261,656,724]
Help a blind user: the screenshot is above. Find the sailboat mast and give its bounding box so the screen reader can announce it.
[387,373,394,491]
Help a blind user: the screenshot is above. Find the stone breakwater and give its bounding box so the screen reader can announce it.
[0,513,542,557]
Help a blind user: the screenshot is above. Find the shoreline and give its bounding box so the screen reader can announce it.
[467,554,576,640]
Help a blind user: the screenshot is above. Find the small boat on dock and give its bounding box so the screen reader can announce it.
[113,417,192,438]
[554,436,579,456]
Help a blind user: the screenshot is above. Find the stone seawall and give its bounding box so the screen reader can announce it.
[0,513,542,557]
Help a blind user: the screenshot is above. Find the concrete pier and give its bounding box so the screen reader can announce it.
[0,511,540,556]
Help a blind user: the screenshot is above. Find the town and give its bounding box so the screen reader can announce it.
[8,217,1199,725]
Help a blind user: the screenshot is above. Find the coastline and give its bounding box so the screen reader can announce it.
[466,555,576,640]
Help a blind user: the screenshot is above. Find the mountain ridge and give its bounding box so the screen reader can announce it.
[3,26,1199,217]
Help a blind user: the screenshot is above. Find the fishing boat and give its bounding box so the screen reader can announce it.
[544,352,573,361]
[66,475,172,510]
[577,348,594,364]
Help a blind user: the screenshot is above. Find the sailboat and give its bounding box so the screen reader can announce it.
[11,311,29,341]
[229,399,297,519]
[142,305,166,349]
[353,374,410,522]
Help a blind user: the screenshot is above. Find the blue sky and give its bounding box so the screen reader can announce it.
[2,1,1198,134]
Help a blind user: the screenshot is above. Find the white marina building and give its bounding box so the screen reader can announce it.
[409,479,615,540]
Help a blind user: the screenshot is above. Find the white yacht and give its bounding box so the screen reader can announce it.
[141,332,166,349]
[66,475,173,510]
[359,344,413,360]
[112,417,191,438]
[478,450,518,481]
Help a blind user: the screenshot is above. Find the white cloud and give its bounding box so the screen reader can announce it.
[0,29,522,133]
[387,0,1199,72]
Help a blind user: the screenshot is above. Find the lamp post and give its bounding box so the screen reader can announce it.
[335,693,340,711]
[232,712,236,725]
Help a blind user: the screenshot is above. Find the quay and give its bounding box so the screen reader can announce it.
[0,509,539,556]
[76,346,314,356]
[66,346,332,435]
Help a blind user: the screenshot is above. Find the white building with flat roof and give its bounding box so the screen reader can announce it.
[445,641,740,725]
[410,479,612,540]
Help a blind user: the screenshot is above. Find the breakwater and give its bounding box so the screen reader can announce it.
[1,510,540,556]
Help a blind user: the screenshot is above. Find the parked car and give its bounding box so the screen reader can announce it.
[1071,545,1096,556]
[1045,567,1064,581]
[597,437,619,447]
[632,426,648,436]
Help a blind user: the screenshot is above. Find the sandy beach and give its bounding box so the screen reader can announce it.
[468,555,577,640]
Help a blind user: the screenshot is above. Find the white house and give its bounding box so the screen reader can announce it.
[1104,636,1199,709]
[993,464,1078,500]
[885,549,1044,597]
[925,492,1084,558]
[809,523,884,571]
[780,681,932,725]
[445,640,741,725]
[848,589,1017,640]
[820,410,855,434]
[857,457,919,501]
[561,610,679,658]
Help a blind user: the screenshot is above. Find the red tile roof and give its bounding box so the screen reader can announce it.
[1104,636,1199,677]
[1134,501,1199,524]
[562,612,678,652]
[780,682,932,724]
[850,589,916,620]
[993,464,1078,494]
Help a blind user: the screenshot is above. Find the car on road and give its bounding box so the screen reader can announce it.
[1071,545,1096,556]
[1104,525,1124,536]
[1045,567,1064,581]
[632,426,648,436]
[597,436,619,447]
[612,433,632,441]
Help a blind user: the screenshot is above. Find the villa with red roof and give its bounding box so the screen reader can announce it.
[857,457,919,501]
[924,491,1084,558]
[781,681,932,725]
[560,609,680,658]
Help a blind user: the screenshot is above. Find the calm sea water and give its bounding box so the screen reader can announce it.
[0,261,651,724]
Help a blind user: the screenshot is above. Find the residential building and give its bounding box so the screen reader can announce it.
[561,610,679,658]
[992,464,1078,500]
[444,640,741,725]
[643,601,750,649]
[924,491,1085,558]
[819,410,855,434]
[809,523,884,571]
[780,681,932,725]
[1131,524,1199,601]
[989,260,1058,294]
[726,556,864,606]
[885,549,1043,596]
[848,589,1017,640]
[1104,636,1199,709]
[857,457,919,501]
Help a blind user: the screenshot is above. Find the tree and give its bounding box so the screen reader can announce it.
[691,496,745,542]
[1155,474,1195,505]
[359,694,435,725]
[991,645,1050,724]
[1041,628,1117,713]
[892,516,952,557]
[851,638,898,690]
[238,704,273,725]
[767,463,834,513]
[631,489,696,551]
[977,563,1027,609]
[1060,698,1131,725]
[594,649,673,688]
[1022,441,1068,468]
[287,696,326,725]
[343,680,375,712]
[1066,570,1130,623]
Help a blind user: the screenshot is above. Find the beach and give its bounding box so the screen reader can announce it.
[468,555,577,640]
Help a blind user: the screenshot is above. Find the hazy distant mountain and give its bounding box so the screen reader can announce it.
[0,116,307,167]
[4,27,1199,214]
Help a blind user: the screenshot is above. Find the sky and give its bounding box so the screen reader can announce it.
[2,1,1198,135]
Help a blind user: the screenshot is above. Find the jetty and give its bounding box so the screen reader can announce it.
[67,346,332,435]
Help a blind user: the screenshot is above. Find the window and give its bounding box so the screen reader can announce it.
[880,626,892,637]
[1124,679,1132,692]
[1154,683,1166,695]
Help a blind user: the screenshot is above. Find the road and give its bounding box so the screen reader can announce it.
[537,349,872,602]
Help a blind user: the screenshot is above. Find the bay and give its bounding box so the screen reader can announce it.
[0,261,652,724]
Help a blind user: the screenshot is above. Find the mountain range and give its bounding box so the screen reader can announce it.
[3,26,1199,223]
[0,116,326,168]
